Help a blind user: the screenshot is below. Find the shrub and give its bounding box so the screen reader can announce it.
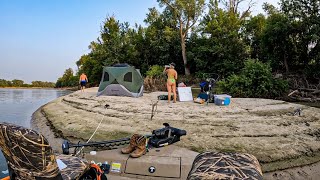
[216,59,288,98]
[146,65,164,78]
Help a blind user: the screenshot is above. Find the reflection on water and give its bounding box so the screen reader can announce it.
[12,90,24,103]
[0,88,70,178]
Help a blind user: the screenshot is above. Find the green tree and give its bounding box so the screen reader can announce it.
[261,12,293,73]
[244,14,266,59]
[216,59,288,98]
[190,0,250,77]
[11,79,24,87]
[157,0,206,75]
[55,68,78,87]
[0,79,12,87]
[144,7,182,73]
[280,0,320,77]
[31,81,55,88]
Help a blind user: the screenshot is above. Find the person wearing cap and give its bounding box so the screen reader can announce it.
[163,63,178,103]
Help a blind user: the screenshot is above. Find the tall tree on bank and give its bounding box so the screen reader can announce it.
[157,0,206,75]
[281,0,320,76]
[191,0,251,77]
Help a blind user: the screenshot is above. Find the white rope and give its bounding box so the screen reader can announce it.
[75,105,106,156]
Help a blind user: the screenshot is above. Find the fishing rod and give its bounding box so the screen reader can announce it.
[62,137,133,155]
[62,123,186,155]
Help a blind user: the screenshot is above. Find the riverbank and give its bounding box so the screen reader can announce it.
[31,87,320,179]
[0,86,79,91]
[0,87,56,89]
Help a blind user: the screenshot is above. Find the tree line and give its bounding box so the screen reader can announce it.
[0,79,55,88]
[57,0,320,98]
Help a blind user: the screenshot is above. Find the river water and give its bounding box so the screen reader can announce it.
[0,88,70,178]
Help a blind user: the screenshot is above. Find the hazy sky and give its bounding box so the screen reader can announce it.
[0,0,279,83]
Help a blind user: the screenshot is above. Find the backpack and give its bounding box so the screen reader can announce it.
[81,163,107,180]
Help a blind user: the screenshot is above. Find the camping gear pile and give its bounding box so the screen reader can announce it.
[196,73,219,104]
[195,74,232,106]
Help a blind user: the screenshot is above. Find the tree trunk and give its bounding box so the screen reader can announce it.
[284,54,289,73]
[181,38,190,75]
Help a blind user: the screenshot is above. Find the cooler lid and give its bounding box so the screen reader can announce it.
[125,155,181,178]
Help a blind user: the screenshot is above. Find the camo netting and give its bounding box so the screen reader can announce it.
[0,122,89,180]
[187,152,263,180]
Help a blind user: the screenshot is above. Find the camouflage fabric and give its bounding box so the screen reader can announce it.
[187,152,263,180]
[57,154,89,180]
[0,122,89,180]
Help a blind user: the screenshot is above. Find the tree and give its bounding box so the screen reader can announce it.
[244,14,266,59]
[0,79,11,87]
[280,0,320,76]
[261,12,293,73]
[11,79,24,87]
[55,68,78,87]
[144,7,183,73]
[219,0,254,20]
[31,81,55,88]
[191,0,250,77]
[216,59,288,98]
[157,0,206,75]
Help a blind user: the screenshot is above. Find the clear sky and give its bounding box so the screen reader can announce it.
[0,0,279,83]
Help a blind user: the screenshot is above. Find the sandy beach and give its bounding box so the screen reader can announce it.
[31,87,320,180]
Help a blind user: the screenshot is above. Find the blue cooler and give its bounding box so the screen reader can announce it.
[214,94,231,106]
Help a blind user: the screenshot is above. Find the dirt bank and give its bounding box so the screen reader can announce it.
[31,87,320,179]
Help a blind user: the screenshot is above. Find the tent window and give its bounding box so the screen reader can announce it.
[103,72,109,82]
[124,72,132,82]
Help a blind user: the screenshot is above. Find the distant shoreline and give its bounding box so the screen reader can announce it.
[0,87,77,91]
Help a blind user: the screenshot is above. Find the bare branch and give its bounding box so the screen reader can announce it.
[162,0,181,18]
[240,0,255,20]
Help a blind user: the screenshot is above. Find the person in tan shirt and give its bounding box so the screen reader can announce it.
[79,73,88,92]
[163,63,178,103]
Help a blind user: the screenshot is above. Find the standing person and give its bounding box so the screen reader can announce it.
[79,73,88,92]
[164,63,178,103]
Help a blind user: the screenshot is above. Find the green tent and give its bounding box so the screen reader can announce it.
[97,64,144,97]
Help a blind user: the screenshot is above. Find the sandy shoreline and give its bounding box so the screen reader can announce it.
[31,87,320,179]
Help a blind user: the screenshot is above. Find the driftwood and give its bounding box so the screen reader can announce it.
[288,88,320,102]
[312,90,320,95]
[289,97,313,102]
[284,74,320,102]
[298,88,317,92]
[288,90,299,97]
[150,100,159,120]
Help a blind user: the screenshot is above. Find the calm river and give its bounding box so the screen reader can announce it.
[0,88,70,178]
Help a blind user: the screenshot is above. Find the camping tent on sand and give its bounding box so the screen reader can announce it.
[97,64,144,97]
